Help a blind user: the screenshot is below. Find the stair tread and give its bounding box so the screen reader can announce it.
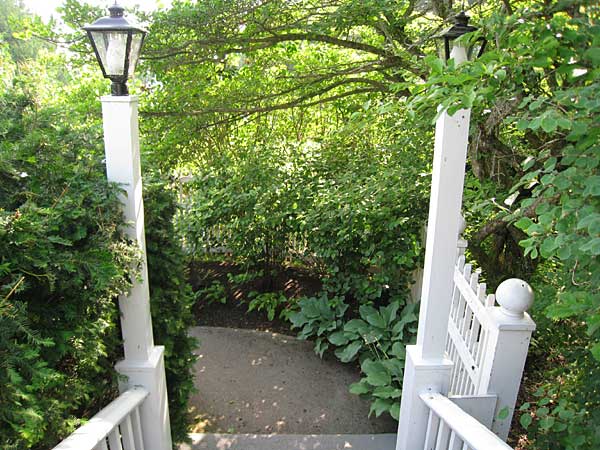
[180,433,396,450]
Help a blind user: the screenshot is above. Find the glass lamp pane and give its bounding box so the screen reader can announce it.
[128,32,143,77]
[91,31,128,76]
[105,32,127,76]
[467,41,484,60]
[90,31,109,73]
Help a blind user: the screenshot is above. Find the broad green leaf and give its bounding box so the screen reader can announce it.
[328,331,350,346]
[335,340,362,363]
[520,414,533,429]
[349,381,370,395]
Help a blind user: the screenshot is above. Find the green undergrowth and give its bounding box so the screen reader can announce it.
[0,89,197,448]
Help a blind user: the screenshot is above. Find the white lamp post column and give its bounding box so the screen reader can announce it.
[396,45,470,450]
[102,95,172,450]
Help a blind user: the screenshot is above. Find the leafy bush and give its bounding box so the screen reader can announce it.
[0,91,136,449]
[247,290,288,321]
[0,78,198,448]
[515,268,600,450]
[289,294,350,357]
[290,295,418,419]
[144,180,198,444]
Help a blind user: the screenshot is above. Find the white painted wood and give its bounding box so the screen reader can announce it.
[447,320,478,393]
[435,420,450,449]
[424,409,439,450]
[477,306,535,440]
[396,346,453,450]
[116,346,172,450]
[108,429,123,450]
[495,279,534,318]
[101,95,173,450]
[398,46,471,448]
[101,95,153,363]
[132,407,144,450]
[53,388,148,450]
[449,395,498,429]
[420,393,513,450]
[449,430,463,450]
[415,100,471,359]
[121,416,136,450]
[452,268,491,329]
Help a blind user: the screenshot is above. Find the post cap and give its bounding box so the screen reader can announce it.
[495,278,534,317]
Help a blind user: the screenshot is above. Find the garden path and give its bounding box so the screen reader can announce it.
[188,326,397,435]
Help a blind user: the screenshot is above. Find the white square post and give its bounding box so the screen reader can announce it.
[396,46,470,450]
[101,95,172,450]
[478,280,536,440]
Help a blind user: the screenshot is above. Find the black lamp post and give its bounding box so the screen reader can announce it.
[84,3,147,96]
[438,11,487,61]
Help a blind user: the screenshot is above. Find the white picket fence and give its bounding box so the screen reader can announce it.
[398,239,536,450]
[53,387,148,450]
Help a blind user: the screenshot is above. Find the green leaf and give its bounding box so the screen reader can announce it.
[580,238,600,255]
[360,305,386,329]
[372,386,402,399]
[558,409,575,420]
[380,302,400,326]
[520,413,533,429]
[288,311,307,329]
[344,319,369,334]
[537,407,549,417]
[591,343,600,361]
[541,115,558,133]
[363,362,391,387]
[497,406,510,420]
[583,176,600,197]
[515,217,533,230]
[314,338,329,358]
[335,340,363,363]
[583,47,600,64]
[369,398,392,417]
[390,342,406,359]
[349,381,370,395]
[328,331,350,346]
[390,403,400,420]
[539,416,556,430]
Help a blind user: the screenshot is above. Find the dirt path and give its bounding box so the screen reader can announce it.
[188,327,397,435]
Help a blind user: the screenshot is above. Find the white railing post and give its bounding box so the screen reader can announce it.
[396,45,470,450]
[101,95,172,450]
[477,279,536,440]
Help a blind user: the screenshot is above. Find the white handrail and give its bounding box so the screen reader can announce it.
[420,393,513,450]
[53,387,149,450]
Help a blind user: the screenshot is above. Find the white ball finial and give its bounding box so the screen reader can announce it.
[495,278,534,317]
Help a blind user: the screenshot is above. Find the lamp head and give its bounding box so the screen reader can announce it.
[437,11,487,62]
[83,3,147,96]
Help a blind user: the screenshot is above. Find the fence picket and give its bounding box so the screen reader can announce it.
[120,416,136,450]
[132,407,144,450]
[107,429,123,450]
